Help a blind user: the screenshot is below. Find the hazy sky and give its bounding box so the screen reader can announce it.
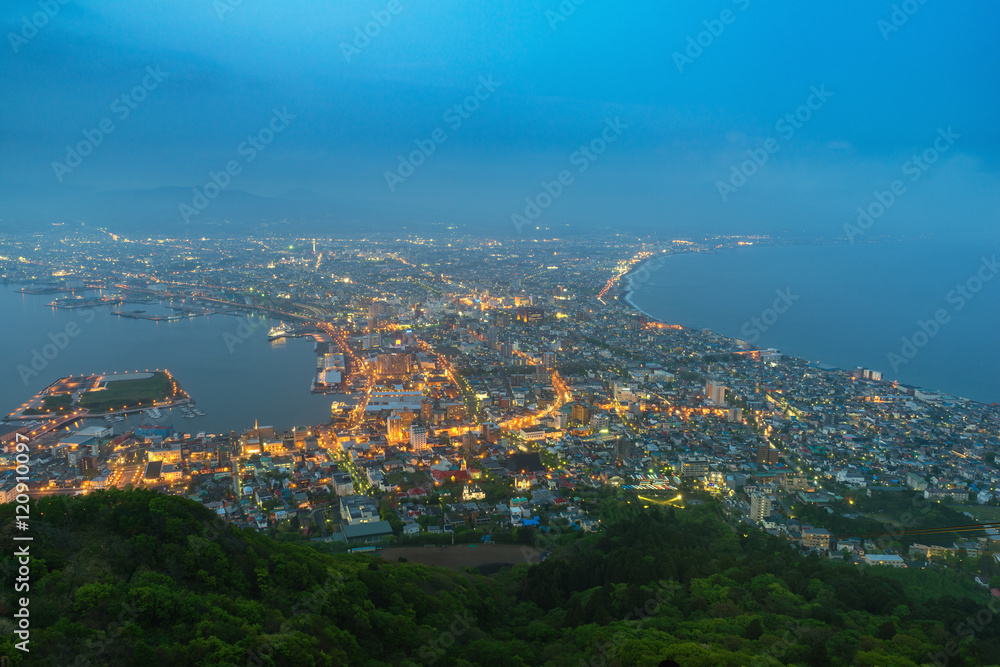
[1,1,998,239]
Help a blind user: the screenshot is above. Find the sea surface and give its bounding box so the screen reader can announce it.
[626,239,1000,404]
[1,286,333,434]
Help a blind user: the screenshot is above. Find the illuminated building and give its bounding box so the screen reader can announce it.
[376,353,412,377]
[571,402,592,425]
[481,422,498,443]
[750,492,771,522]
[756,443,780,466]
[410,424,427,450]
[800,527,831,550]
[386,414,403,442]
[515,307,544,324]
[366,386,423,412]
[676,455,710,477]
[706,382,726,406]
[591,413,610,431]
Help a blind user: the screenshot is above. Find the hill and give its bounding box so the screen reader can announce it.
[1,490,998,666]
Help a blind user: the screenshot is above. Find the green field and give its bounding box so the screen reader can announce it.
[23,394,73,415]
[948,504,1000,522]
[77,372,178,413]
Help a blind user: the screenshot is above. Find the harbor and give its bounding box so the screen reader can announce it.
[2,286,337,432]
[47,295,123,309]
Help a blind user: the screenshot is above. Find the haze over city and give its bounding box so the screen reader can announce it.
[4,3,1000,666]
[2,1,999,239]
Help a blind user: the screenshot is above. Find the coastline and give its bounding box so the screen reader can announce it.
[0,286,333,432]
[617,245,997,406]
[621,251,679,324]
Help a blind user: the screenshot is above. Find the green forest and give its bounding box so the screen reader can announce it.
[1,489,998,666]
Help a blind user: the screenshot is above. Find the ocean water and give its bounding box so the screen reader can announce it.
[627,240,1000,404]
[1,287,333,433]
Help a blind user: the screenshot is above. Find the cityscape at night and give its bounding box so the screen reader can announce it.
[3,1,1000,665]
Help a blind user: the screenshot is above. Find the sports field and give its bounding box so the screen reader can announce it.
[78,372,178,412]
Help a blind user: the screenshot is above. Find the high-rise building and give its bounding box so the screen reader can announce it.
[399,410,417,428]
[615,437,634,461]
[591,413,610,431]
[706,382,726,406]
[377,353,412,377]
[756,443,780,466]
[852,367,883,381]
[750,492,772,522]
[461,431,475,449]
[481,422,498,443]
[368,301,393,320]
[386,414,403,442]
[515,306,544,324]
[542,351,556,368]
[676,455,710,477]
[410,424,427,450]
[571,403,592,425]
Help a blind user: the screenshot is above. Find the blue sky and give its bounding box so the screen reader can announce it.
[1,0,998,239]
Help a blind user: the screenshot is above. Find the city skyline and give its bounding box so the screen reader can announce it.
[4,4,1000,664]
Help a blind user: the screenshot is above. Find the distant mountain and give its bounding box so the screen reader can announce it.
[0,184,434,236]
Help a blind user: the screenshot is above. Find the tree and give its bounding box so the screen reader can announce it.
[876,620,897,640]
[743,617,763,640]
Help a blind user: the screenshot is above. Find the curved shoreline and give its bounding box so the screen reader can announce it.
[621,251,683,325]
[617,245,996,405]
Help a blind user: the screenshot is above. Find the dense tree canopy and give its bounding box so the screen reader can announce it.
[0,489,996,666]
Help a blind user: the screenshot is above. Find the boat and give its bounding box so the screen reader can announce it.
[104,415,115,424]
[114,414,125,422]
[191,407,206,417]
[268,323,291,340]
[144,407,162,419]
